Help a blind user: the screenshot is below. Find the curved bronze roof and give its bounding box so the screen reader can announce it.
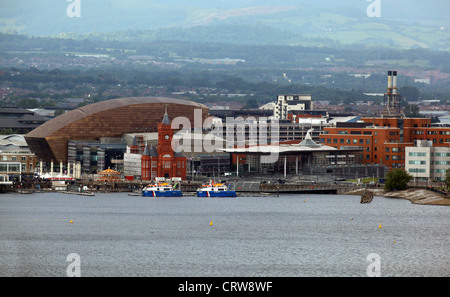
[27,96,207,138]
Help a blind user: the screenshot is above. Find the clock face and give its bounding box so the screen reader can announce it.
[164,135,169,140]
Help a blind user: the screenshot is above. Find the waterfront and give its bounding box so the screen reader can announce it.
[0,192,448,277]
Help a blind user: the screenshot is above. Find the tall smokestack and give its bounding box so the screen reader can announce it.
[392,71,398,94]
[387,70,392,93]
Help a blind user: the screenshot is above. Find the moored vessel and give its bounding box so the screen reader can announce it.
[196,181,237,197]
[142,182,182,197]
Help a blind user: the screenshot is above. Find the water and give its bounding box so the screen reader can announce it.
[0,192,448,277]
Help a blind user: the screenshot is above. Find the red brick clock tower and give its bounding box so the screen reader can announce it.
[141,106,186,181]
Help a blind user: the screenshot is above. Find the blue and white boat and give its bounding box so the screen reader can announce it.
[197,181,237,198]
[142,182,182,197]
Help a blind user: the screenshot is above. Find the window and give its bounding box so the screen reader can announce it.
[385,148,390,152]
[409,160,426,165]
[353,139,358,144]
[409,168,426,173]
[409,152,426,157]
[385,155,390,160]
[392,147,400,152]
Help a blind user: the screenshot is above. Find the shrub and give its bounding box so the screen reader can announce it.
[384,169,413,191]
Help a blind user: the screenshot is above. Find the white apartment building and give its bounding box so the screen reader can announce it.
[273,94,313,120]
[405,140,450,182]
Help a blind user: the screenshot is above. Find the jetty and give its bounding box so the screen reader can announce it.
[61,191,95,196]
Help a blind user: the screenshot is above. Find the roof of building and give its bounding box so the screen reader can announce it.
[162,106,171,125]
[0,107,34,115]
[298,129,321,148]
[0,134,30,150]
[0,108,49,129]
[26,97,208,138]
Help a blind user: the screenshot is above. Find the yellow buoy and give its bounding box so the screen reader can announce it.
[378,224,382,229]
[393,241,396,244]
[209,220,213,226]
[70,220,73,224]
[350,218,353,221]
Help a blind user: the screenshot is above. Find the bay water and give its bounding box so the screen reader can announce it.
[0,192,448,277]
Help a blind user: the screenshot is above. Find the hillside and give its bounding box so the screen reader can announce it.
[0,0,448,50]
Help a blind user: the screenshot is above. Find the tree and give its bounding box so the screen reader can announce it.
[404,104,422,118]
[399,86,420,102]
[446,168,450,189]
[384,169,413,191]
[244,98,258,109]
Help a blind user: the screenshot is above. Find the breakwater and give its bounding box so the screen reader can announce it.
[347,188,450,206]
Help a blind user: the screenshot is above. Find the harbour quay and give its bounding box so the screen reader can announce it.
[3,178,359,195]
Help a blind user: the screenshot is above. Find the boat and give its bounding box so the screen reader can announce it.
[142,182,182,197]
[196,180,237,198]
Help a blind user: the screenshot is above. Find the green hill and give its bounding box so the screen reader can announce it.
[0,0,448,50]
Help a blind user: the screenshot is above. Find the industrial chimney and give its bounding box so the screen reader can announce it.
[382,70,403,118]
[387,70,392,94]
[392,71,398,94]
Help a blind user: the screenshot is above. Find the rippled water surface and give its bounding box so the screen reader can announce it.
[0,192,448,277]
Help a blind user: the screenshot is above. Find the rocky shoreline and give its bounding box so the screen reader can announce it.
[346,188,450,206]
